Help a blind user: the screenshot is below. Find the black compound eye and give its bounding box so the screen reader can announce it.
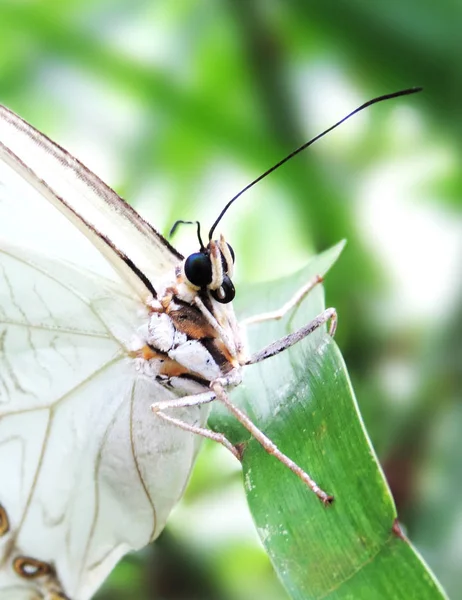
[211,275,235,304]
[184,252,212,287]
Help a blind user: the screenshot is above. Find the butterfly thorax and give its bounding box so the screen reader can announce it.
[131,235,246,389]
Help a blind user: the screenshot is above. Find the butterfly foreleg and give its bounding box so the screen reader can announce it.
[240,274,323,327]
[246,307,337,366]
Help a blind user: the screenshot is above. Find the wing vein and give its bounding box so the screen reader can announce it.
[79,386,132,583]
[0,354,125,417]
[0,247,136,351]
[130,381,157,542]
[0,354,127,572]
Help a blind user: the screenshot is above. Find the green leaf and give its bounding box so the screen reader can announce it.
[209,241,447,600]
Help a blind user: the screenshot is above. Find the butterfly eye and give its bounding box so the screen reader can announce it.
[184,252,213,287]
[211,275,235,304]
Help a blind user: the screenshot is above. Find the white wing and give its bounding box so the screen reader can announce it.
[0,105,182,300]
[0,108,205,599]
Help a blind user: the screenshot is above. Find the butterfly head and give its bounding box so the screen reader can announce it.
[183,234,235,304]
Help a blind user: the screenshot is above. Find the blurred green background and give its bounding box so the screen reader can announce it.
[1,1,461,598]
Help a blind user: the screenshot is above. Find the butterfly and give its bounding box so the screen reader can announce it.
[0,88,420,599]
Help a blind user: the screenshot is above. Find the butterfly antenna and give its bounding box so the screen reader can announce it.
[208,87,423,240]
[170,220,205,251]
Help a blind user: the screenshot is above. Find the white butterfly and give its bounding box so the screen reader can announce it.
[0,88,418,599]
[0,106,337,600]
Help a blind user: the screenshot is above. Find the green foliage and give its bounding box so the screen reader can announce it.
[211,244,446,599]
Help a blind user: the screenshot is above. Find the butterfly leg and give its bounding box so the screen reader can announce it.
[151,380,333,503]
[230,307,336,503]
[151,392,240,458]
[210,379,333,505]
[240,274,323,326]
[246,307,337,365]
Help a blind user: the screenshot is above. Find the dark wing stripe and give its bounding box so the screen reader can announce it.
[0,141,157,297]
[0,105,183,300]
[1,106,183,261]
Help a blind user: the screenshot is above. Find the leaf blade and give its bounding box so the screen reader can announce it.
[210,242,447,600]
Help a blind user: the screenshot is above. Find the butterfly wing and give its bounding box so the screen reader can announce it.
[0,108,205,599]
[0,105,182,300]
